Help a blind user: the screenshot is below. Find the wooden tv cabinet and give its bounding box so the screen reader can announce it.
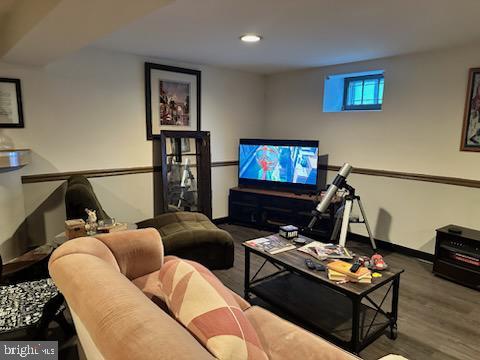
[228,187,336,235]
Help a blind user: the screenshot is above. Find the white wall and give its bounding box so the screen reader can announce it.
[0,47,265,260]
[4,41,478,259]
[265,43,480,253]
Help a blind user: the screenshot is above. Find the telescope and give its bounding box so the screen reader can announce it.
[316,163,352,213]
[307,162,376,250]
[308,163,352,229]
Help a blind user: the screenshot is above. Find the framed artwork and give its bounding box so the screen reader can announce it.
[0,78,24,128]
[145,63,201,140]
[460,68,480,151]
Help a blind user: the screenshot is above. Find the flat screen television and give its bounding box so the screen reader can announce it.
[238,139,320,193]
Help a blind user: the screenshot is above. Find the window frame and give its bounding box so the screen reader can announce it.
[342,74,384,111]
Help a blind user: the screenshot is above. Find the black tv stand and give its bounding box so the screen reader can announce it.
[228,187,336,237]
[433,225,480,290]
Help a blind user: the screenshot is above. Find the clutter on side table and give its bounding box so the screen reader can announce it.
[85,208,98,235]
[97,222,128,233]
[65,219,86,240]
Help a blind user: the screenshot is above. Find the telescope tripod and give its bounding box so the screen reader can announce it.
[331,189,377,251]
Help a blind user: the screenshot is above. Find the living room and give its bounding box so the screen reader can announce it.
[0,1,479,359]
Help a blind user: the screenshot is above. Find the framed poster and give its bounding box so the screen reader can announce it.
[145,63,201,140]
[0,78,24,128]
[460,68,480,151]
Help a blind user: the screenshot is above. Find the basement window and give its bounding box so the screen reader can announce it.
[343,74,384,111]
[323,70,384,112]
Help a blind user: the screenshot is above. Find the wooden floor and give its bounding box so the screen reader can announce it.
[214,224,480,360]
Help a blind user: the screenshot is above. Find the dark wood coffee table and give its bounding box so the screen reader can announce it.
[243,236,404,354]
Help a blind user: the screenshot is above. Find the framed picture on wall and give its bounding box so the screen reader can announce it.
[460,68,480,151]
[145,63,201,140]
[0,78,24,128]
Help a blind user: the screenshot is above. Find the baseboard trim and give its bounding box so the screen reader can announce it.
[348,232,434,262]
[213,217,230,225]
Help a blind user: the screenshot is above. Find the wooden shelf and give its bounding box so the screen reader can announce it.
[0,148,31,169]
[228,187,337,234]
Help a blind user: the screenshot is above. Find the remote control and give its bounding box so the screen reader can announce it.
[305,259,316,270]
[305,259,326,271]
[350,261,361,273]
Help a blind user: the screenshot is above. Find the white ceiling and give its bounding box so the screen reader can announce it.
[94,0,480,74]
[0,0,16,15]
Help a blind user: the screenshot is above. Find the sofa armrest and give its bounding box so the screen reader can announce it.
[93,228,164,280]
[49,249,214,360]
[50,228,164,281]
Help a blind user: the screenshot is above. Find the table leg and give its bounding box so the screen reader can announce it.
[244,248,251,300]
[351,297,361,353]
[389,276,400,339]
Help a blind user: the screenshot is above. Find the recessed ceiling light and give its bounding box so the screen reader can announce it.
[240,34,262,43]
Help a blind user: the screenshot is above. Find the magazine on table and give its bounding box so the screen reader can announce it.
[297,241,353,260]
[245,234,296,255]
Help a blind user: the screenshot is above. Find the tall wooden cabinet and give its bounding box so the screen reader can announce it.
[153,131,212,218]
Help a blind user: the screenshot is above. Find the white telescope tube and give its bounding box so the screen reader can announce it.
[315,163,352,213]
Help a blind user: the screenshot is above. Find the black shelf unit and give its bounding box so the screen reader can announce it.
[228,187,335,236]
[433,225,480,290]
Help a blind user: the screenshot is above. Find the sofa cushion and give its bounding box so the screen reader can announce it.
[133,256,251,312]
[245,306,360,360]
[159,259,267,360]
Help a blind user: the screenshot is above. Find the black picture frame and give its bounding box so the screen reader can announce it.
[0,78,24,128]
[145,63,201,140]
[460,68,480,152]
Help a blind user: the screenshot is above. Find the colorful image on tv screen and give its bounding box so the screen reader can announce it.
[239,144,318,184]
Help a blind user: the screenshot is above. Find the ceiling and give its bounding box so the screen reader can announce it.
[92,0,480,73]
[0,0,173,66]
[0,0,16,15]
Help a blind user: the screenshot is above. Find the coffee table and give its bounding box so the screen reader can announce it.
[243,235,404,354]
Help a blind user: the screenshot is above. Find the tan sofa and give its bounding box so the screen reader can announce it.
[48,229,402,360]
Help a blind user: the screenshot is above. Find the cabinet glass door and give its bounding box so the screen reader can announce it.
[165,137,199,212]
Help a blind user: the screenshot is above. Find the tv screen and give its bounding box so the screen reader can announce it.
[238,139,319,192]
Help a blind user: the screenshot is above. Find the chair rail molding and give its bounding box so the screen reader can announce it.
[21,161,239,184]
[21,162,480,189]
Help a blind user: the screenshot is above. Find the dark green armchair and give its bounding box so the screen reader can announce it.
[137,212,234,270]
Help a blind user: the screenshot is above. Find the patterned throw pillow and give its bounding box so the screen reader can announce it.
[159,259,268,360]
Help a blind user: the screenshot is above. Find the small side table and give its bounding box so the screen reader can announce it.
[1,245,53,284]
[52,222,138,248]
